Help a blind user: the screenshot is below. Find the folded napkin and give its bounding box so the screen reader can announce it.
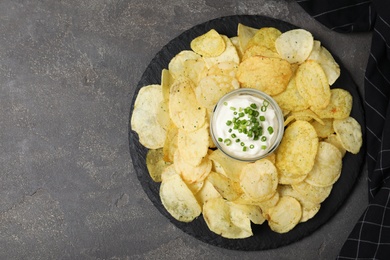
[296,0,390,259]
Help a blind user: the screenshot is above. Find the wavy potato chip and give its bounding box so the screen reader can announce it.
[191,29,226,57]
[311,88,353,119]
[242,44,280,61]
[296,60,331,109]
[237,56,293,96]
[275,29,314,64]
[131,84,166,149]
[333,116,363,154]
[266,196,302,233]
[272,76,309,112]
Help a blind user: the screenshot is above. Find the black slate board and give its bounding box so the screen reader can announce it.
[128,15,366,251]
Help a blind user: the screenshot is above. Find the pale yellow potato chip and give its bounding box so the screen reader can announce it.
[177,123,210,166]
[208,149,249,181]
[266,196,302,233]
[168,50,206,85]
[207,171,242,201]
[333,116,363,154]
[239,159,278,201]
[174,150,212,184]
[257,191,280,214]
[169,76,207,132]
[311,88,353,119]
[292,181,332,204]
[308,40,340,85]
[203,197,253,239]
[227,202,266,225]
[205,61,239,78]
[275,120,318,183]
[160,173,202,222]
[162,122,178,162]
[305,142,343,187]
[245,27,282,52]
[272,76,310,112]
[229,36,243,60]
[324,133,347,157]
[284,109,324,127]
[277,185,319,210]
[237,56,293,96]
[196,179,222,206]
[296,60,331,109]
[156,100,171,131]
[146,148,171,182]
[275,29,314,64]
[242,45,280,61]
[160,164,177,182]
[203,35,240,68]
[237,23,258,52]
[191,29,226,57]
[311,118,334,138]
[131,84,166,149]
[195,74,239,110]
[161,68,172,102]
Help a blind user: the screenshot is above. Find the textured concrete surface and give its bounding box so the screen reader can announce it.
[0,0,371,259]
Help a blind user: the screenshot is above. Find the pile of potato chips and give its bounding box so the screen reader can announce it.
[131,23,363,239]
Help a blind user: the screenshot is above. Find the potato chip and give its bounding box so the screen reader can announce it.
[257,191,280,214]
[203,197,253,239]
[208,149,249,181]
[196,179,222,205]
[168,50,206,85]
[275,120,318,183]
[266,196,302,233]
[207,171,242,201]
[296,60,331,109]
[160,164,177,182]
[174,150,212,184]
[146,148,171,182]
[169,76,207,132]
[227,202,266,225]
[284,109,324,127]
[240,159,278,201]
[237,56,293,96]
[177,123,210,166]
[237,23,258,52]
[275,29,314,64]
[131,84,166,149]
[161,69,172,102]
[333,116,363,154]
[162,122,178,162]
[203,35,240,68]
[205,61,239,78]
[278,185,320,217]
[245,27,282,52]
[242,45,280,61]
[311,118,334,138]
[305,142,343,187]
[324,133,347,157]
[308,40,340,85]
[229,36,243,59]
[195,74,239,110]
[272,76,310,112]
[160,173,202,222]
[191,29,226,57]
[292,181,332,204]
[311,88,353,119]
[156,100,170,131]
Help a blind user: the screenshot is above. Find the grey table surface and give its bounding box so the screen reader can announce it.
[0,0,371,259]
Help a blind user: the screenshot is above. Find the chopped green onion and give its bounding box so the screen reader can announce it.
[226,120,232,126]
[240,142,245,147]
[224,138,232,146]
[243,146,247,152]
[250,144,255,149]
[231,133,236,138]
[261,106,267,112]
[250,103,257,109]
[261,145,267,150]
[218,137,223,142]
[261,136,267,142]
[260,116,265,121]
[223,101,228,106]
[267,126,274,134]
[230,106,236,111]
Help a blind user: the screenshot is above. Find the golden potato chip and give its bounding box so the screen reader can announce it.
[237,23,258,52]
[160,173,202,222]
[156,100,170,131]
[174,150,212,184]
[296,60,331,109]
[196,179,222,205]
[168,50,206,85]
[208,149,249,181]
[305,142,343,187]
[242,45,280,61]
[203,35,240,68]
[229,36,243,59]
[257,191,280,214]
[275,29,314,64]
[191,29,226,57]
[275,120,318,183]
[272,76,310,112]
[284,109,324,127]
[195,74,239,110]
[177,123,210,166]
[227,202,266,225]
[161,69,172,102]
[324,133,347,157]
[205,61,239,78]
[311,118,334,138]
[240,159,278,201]
[333,116,363,154]
[245,27,282,52]
[131,84,166,149]
[162,122,178,162]
[308,40,340,85]
[266,196,302,233]
[169,76,207,132]
[237,56,293,96]
[203,197,253,239]
[292,181,332,204]
[146,148,171,182]
[311,88,353,119]
[207,171,242,201]
[160,164,178,182]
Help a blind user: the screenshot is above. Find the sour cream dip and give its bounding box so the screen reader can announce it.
[210,88,284,161]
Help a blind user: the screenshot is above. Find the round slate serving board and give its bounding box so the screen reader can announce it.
[128,15,366,251]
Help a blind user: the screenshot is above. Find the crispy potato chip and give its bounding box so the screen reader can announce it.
[227,202,266,225]
[191,29,226,57]
[333,116,363,154]
[324,133,347,157]
[229,36,243,59]
[237,23,258,52]
[296,60,331,109]
[156,100,171,131]
[242,45,280,61]
[174,150,212,184]
[245,27,282,52]
[146,148,171,182]
[196,179,223,205]
[195,74,239,110]
[162,122,178,162]
[203,197,253,239]
[275,29,314,64]
[203,35,240,68]
[168,50,206,85]
[205,61,239,78]
[276,120,318,183]
[160,164,177,182]
[266,196,302,233]
[292,181,332,204]
[208,149,249,181]
[169,76,207,132]
[131,84,166,149]
[272,76,310,112]
[207,171,242,201]
[257,191,280,214]
[160,173,202,222]
[177,123,210,166]
[284,109,324,127]
[161,69,172,102]
[308,40,340,85]
[240,159,278,201]
[311,88,353,119]
[311,118,334,138]
[305,142,343,187]
[237,56,293,96]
